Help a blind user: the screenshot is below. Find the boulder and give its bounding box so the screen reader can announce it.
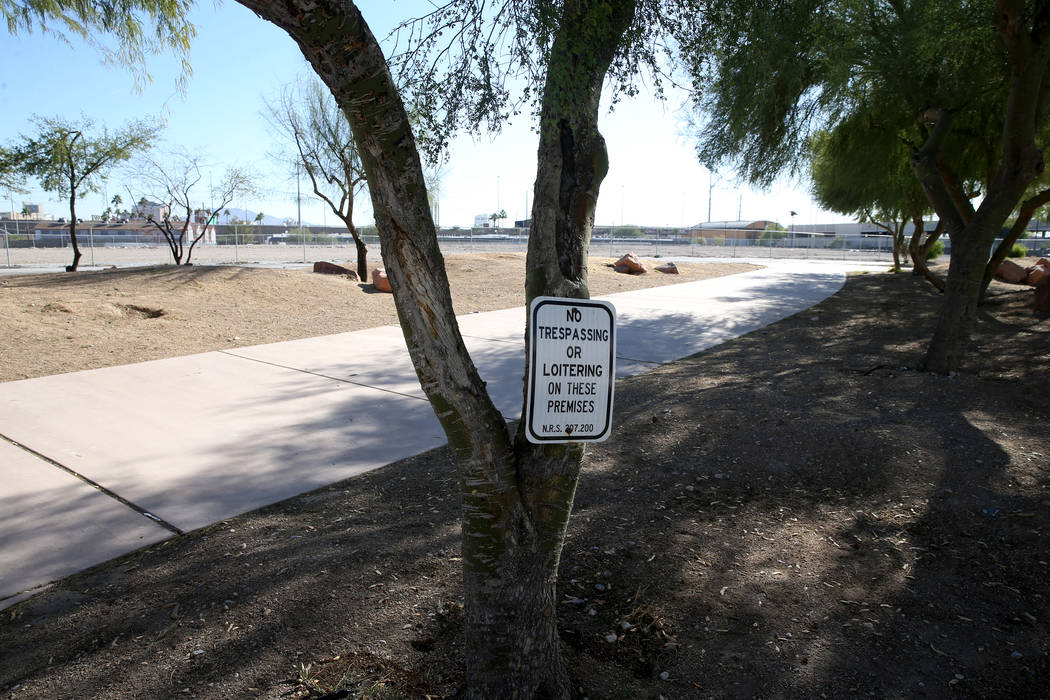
[313,261,358,278]
[372,268,392,293]
[996,259,1028,284]
[614,252,646,274]
[1034,285,1050,312]
[1027,264,1050,287]
[654,262,679,274]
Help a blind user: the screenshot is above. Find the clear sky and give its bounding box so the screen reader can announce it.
[1,1,844,229]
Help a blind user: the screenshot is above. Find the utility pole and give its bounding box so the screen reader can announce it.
[707,170,714,223]
[296,163,302,230]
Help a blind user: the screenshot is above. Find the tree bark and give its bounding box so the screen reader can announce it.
[66,189,82,272]
[908,216,945,291]
[351,225,368,280]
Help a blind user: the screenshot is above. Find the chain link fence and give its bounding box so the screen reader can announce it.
[10,224,1041,271]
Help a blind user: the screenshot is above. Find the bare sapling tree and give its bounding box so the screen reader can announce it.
[134,152,253,265]
[265,79,370,278]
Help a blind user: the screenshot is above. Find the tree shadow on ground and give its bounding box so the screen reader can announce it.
[1,272,1047,699]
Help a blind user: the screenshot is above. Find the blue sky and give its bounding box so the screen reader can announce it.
[1,1,841,228]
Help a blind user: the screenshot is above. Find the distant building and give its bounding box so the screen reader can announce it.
[0,203,44,221]
[473,213,491,228]
[131,199,170,221]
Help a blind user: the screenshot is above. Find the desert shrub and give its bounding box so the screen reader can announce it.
[925,239,945,260]
[1008,242,1028,258]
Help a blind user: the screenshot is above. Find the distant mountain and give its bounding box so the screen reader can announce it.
[215,208,291,227]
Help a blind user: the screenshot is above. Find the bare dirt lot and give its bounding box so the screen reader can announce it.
[0,254,755,382]
[1,259,1048,699]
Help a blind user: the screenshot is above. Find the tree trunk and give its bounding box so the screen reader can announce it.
[350,223,368,280]
[66,191,82,272]
[916,3,1050,373]
[233,1,636,696]
[908,216,945,291]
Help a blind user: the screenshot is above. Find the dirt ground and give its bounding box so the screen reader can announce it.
[1,259,1048,699]
[0,254,755,382]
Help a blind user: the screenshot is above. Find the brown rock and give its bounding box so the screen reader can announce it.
[1028,264,1050,287]
[614,252,646,274]
[613,265,631,274]
[1034,285,1050,312]
[654,262,679,274]
[313,261,352,275]
[996,259,1028,284]
[372,268,392,293]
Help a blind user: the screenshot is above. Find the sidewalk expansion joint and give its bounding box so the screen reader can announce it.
[219,351,432,402]
[1,433,184,536]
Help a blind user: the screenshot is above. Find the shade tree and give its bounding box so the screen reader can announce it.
[688,0,1050,373]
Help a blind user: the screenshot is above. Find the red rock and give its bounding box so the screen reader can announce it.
[996,259,1028,284]
[614,252,646,274]
[313,261,352,275]
[372,268,392,293]
[1034,285,1050,312]
[1027,264,1050,287]
[654,262,679,274]
[613,265,631,274]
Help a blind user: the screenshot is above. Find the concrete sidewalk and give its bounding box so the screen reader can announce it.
[0,260,877,608]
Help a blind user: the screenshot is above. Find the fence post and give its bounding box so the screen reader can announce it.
[3,230,9,268]
[89,226,95,267]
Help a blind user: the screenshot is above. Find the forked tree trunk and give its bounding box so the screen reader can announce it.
[234,0,634,696]
[908,216,945,291]
[916,2,1050,374]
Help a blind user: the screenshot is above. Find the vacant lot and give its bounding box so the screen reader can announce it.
[0,254,756,382]
[1,262,1047,699]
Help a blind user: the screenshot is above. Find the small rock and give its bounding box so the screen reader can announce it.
[595,583,606,592]
[312,260,355,277]
[619,621,632,630]
[1011,650,1024,659]
[614,252,646,274]
[654,262,679,274]
[605,633,618,643]
[372,268,392,293]
[659,671,670,681]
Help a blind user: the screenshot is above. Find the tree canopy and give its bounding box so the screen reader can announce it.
[3,0,195,85]
[688,0,1050,372]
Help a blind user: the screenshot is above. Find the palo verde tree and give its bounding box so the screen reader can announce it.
[689,0,1050,374]
[133,151,254,265]
[2,0,195,87]
[6,115,161,270]
[233,0,698,696]
[264,79,371,278]
[809,114,940,277]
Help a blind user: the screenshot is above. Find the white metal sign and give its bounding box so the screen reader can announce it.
[525,296,616,443]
